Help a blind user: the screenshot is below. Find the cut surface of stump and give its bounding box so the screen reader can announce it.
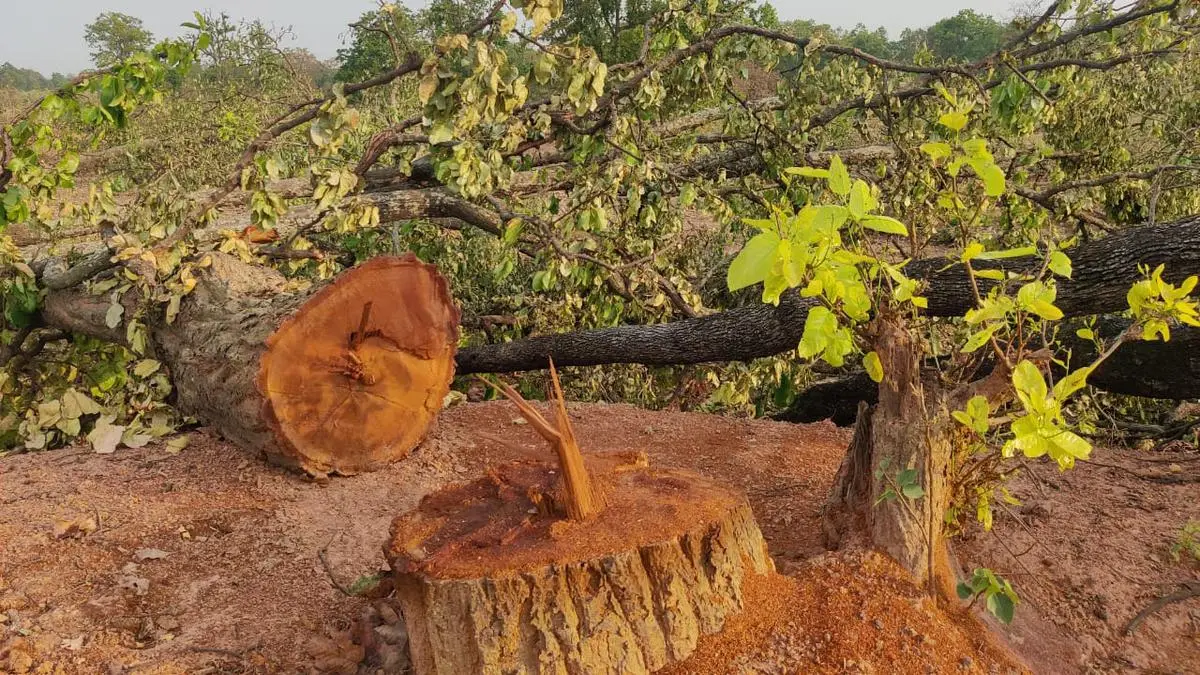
[385,457,775,675]
[256,254,459,475]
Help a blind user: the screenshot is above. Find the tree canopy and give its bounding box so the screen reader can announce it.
[83,12,155,67]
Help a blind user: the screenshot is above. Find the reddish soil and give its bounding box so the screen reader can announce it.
[957,447,1200,673]
[664,551,1021,675]
[0,401,1196,673]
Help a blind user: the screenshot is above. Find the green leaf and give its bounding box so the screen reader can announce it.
[939,110,969,132]
[165,435,190,454]
[975,246,1036,260]
[902,483,926,499]
[811,205,850,233]
[1017,281,1064,320]
[428,122,455,145]
[784,166,829,178]
[864,351,884,383]
[954,395,991,434]
[961,242,984,263]
[848,180,874,219]
[798,305,853,366]
[727,231,781,291]
[961,138,990,160]
[1012,360,1048,412]
[956,583,974,600]
[967,158,1006,196]
[962,324,1000,353]
[860,215,908,236]
[988,593,1015,624]
[827,155,851,196]
[1047,429,1092,467]
[503,219,523,245]
[1048,251,1073,279]
[1052,366,1093,400]
[679,183,697,207]
[1075,327,1095,340]
[919,142,952,161]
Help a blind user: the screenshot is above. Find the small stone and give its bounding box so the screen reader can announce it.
[134,548,169,561]
[959,656,973,670]
[374,623,408,646]
[376,603,400,625]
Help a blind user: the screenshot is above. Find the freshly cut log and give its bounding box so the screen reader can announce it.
[256,256,459,474]
[40,252,460,476]
[384,457,775,675]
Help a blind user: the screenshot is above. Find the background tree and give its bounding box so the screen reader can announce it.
[925,9,1008,61]
[83,12,155,66]
[548,0,664,62]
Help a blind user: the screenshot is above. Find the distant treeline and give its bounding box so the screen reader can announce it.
[4,4,1010,93]
[0,62,72,92]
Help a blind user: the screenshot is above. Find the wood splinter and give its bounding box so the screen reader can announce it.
[478,359,603,521]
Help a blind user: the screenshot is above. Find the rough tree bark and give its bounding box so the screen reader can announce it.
[819,316,959,596]
[455,217,1200,383]
[39,252,460,476]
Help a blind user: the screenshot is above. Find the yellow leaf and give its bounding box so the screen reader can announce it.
[864,351,884,382]
[939,111,969,132]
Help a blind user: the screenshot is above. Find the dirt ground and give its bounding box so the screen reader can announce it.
[1,401,1197,674]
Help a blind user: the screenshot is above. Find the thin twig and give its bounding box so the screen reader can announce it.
[318,534,354,597]
[1125,581,1200,635]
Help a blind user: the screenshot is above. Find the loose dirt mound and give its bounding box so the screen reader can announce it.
[1,401,1193,673]
[664,550,1018,674]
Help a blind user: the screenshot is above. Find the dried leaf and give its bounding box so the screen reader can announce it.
[116,574,150,596]
[88,417,125,455]
[53,515,97,539]
[134,548,170,561]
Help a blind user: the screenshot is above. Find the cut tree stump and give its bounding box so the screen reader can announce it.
[43,251,460,476]
[385,457,775,675]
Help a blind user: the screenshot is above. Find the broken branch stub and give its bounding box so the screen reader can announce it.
[480,361,603,520]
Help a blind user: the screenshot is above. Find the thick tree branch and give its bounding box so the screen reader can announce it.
[455,216,1200,374]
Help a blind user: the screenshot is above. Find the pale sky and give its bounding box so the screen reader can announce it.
[3,0,1023,76]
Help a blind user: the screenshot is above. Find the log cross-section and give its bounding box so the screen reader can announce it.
[256,255,460,474]
[41,251,461,476]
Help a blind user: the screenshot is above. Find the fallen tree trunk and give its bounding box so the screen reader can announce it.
[455,218,1200,397]
[39,252,460,476]
[776,321,1200,425]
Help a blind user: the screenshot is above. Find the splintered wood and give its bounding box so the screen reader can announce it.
[256,254,459,476]
[481,360,603,520]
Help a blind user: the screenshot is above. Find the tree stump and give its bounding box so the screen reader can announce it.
[384,457,775,675]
